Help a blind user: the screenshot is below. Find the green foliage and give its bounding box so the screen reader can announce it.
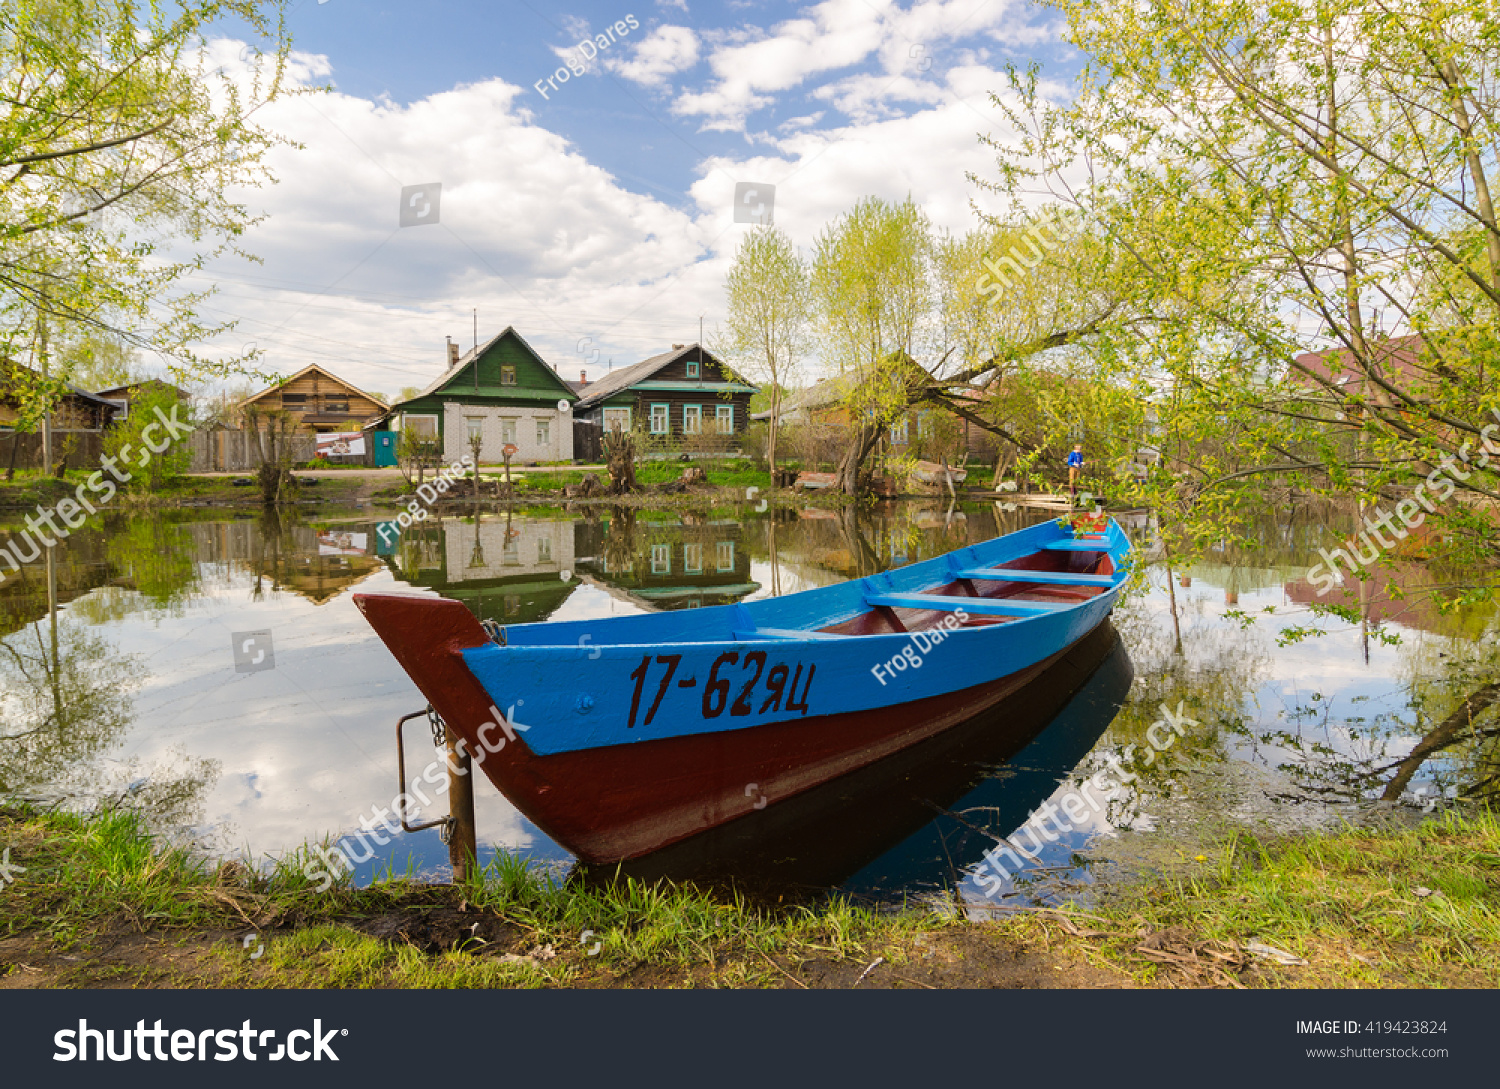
[101,386,192,490]
[715,226,810,475]
[982,0,1500,588]
[0,0,300,391]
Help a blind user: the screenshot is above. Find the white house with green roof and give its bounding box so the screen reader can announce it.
[379,327,577,463]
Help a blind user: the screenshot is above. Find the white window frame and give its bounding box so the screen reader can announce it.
[716,404,734,433]
[535,417,550,446]
[404,414,438,437]
[651,543,671,574]
[650,403,669,434]
[716,541,734,572]
[682,405,701,434]
[683,542,703,574]
[500,417,518,445]
[603,406,631,432]
[465,417,484,444]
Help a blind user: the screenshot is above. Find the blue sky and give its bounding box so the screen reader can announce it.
[193,0,1077,398]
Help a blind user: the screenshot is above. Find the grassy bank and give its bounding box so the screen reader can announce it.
[0,471,368,511]
[1,805,1494,988]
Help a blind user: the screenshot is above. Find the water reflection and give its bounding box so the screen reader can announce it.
[0,499,1492,902]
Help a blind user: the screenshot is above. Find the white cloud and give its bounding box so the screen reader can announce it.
[671,0,1044,128]
[179,28,1061,396]
[606,25,701,88]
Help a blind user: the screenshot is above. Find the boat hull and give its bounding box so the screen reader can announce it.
[355,587,1120,862]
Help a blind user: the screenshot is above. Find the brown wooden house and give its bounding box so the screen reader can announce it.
[95,379,189,425]
[238,364,386,433]
[0,360,119,431]
[571,344,757,442]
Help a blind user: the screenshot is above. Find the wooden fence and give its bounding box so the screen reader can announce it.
[0,430,105,473]
[188,430,318,473]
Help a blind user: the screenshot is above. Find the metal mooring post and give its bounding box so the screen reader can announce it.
[445,723,477,883]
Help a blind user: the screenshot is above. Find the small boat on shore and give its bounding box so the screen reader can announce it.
[355,517,1132,863]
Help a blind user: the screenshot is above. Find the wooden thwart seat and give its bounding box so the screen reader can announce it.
[864,592,1074,617]
[735,627,852,641]
[955,567,1115,588]
[1043,540,1109,552]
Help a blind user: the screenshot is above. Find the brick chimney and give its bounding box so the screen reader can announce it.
[446,337,459,369]
[672,343,685,349]
[579,370,587,386]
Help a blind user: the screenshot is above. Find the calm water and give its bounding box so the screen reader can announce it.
[0,498,1488,910]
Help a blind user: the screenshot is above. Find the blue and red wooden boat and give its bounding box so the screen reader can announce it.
[355,516,1132,863]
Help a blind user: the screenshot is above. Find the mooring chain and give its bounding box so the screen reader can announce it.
[481,618,506,645]
[424,705,456,843]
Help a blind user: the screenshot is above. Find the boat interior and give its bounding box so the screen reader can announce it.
[492,520,1125,649]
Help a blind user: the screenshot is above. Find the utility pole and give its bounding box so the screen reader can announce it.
[38,300,52,475]
[472,309,478,392]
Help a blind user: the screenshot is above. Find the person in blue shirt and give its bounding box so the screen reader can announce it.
[1067,444,1084,495]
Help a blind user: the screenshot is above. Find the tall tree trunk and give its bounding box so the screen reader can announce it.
[838,422,881,496]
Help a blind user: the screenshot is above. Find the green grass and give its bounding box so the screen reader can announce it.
[1072,809,1500,986]
[4,804,1496,988]
[485,460,774,494]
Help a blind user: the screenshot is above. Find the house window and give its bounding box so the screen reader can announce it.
[535,418,550,445]
[500,366,517,386]
[682,405,701,434]
[537,537,553,563]
[917,410,932,438]
[466,418,483,444]
[716,541,734,572]
[501,418,517,445]
[324,400,350,413]
[650,404,669,434]
[890,417,909,444]
[683,542,703,574]
[716,404,734,433]
[603,407,631,432]
[281,393,307,411]
[651,544,671,574]
[404,414,438,436]
[687,360,699,378]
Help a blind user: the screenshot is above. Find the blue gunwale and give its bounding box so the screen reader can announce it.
[459,517,1132,756]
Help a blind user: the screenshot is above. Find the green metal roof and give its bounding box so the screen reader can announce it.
[629,381,758,394]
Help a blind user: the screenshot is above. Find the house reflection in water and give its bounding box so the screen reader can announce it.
[205,520,387,605]
[574,515,759,610]
[378,514,578,626]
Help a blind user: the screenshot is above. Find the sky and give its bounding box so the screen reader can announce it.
[185,0,1078,399]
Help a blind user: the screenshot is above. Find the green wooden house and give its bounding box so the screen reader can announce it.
[571,343,757,443]
[379,327,578,463]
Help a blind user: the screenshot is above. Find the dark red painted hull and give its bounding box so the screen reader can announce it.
[355,591,1107,863]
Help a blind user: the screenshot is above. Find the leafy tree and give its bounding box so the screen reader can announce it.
[810,197,935,494]
[984,0,1500,551]
[53,329,143,390]
[0,0,298,448]
[715,227,809,481]
[102,384,193,490]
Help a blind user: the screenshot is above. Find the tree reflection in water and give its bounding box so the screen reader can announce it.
[0,548,216,835]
